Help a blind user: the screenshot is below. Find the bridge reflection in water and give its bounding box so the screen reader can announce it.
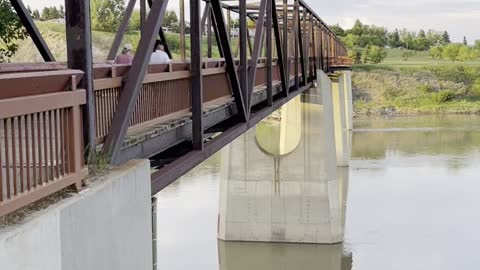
[218,81,350,244]
[218,241,352,270]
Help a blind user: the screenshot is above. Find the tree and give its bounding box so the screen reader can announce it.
[330,24,345,37]
[0,0,28,62]
[91,0,125,32]
[59,5,65,18]
[32,9,41,20]
[163,10,178,29]
[442,43,463,62]
[475,40,480,51]
[463,36,468,46]
[42,7,51,20]
[365,45,387,64]
[429,46,443,59]
[418,29,426,38]
[130,9,141,31]
[442,31,451,44]
[387,29,401,48]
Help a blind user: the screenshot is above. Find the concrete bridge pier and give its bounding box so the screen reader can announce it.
[218,71,349,244]
[330,72,352,167]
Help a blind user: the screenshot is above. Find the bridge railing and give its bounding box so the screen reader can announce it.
[0,68,88,217]
[92,58,282,144]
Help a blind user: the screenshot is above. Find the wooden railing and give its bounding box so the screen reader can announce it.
[93,59,281,144]
[0,69,88,216]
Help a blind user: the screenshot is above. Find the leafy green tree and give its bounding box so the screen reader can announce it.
[163,10,178,29]
[442,43,463,62]
[475,40,480,51]
[330,24,345,37]
[130,9,141,31]
[42,7,51,20]
[347,47,363,64]
[0,0,28,62]
[429,46,443,59]
[365,45,387,64]
[387,29,402,48]
[458,46,478,61]
[91,0,125,32]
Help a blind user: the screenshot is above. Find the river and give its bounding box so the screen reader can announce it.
[155,114,480,270]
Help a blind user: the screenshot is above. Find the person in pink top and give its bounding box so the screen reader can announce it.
[114,44,134,64]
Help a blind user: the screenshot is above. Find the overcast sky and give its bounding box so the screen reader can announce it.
[23,0,479,43]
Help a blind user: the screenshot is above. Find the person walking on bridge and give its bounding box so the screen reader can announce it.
[150,40,171,64]
[114,43,134,64]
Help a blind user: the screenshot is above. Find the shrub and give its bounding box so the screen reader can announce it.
[417,84,435,94]
[383,87,402,101]
[471,78,480,96]
[432,90,455,103]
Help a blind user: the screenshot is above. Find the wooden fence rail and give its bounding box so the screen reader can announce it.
[0,70,88,217]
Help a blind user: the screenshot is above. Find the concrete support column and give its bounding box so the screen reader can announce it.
[331,73,349,167]
[342,70,353,131]
[218,70,347,244]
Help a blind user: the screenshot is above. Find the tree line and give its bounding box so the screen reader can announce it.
[332,19,479,64]
[29,5,65,21]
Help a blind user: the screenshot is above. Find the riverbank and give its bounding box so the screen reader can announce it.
[352,49,480,115]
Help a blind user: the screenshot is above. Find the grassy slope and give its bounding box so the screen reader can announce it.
[353,48,480,115]
[12,21,224,62]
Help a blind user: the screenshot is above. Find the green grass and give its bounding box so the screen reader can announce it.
[11,21,238,62]
[353,49,480,115]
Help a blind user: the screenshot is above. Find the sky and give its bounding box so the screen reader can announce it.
[23,0,479,43]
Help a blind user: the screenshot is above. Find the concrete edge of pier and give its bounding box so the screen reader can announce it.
[0,159,152,270]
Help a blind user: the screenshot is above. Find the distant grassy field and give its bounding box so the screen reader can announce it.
[352,48,480,115]
[12,21,224,62]
[355,48,480,72]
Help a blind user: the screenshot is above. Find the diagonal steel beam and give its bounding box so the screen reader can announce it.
[297,7,306,86]
[210,9,224,58]
[239,0,248,107]
[107,0,137,60]
[266,0,273,106]
[271,0,288,96]
[210,0,247,122]
[10,0,55,61]
[285,1,299,85]
[247,0,267,114]
[103,0,169,162]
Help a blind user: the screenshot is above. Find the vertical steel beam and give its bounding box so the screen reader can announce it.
[297,6,306,85]
[210,0,247,122]
[239,0,248,106]
[247,0,267,113]
[65,0,95,157]
[272,0,288,96]
[286,2,299,84]
[282,0,288,84]
[179,0,186,59]
[266,0,273,106]
[303,7,308,79]
[227,9,231,43]
[207,7,213,57]
[107,0,137,60]
[103,0,169,161]
[10,0,55,61]
[190,0,203,150]
[294,7,299,90]
[140,0,146,31]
